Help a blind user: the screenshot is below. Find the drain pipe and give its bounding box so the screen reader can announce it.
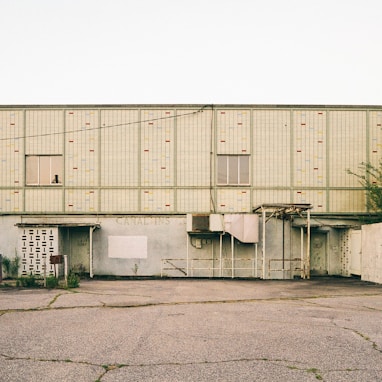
[231,234,234,278]
[89,226,96,279]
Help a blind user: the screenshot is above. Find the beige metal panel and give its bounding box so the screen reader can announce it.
[65,110,99,187]
[329,190,366,213]
[100,109,139,186]
[25,189,63,212]
[0,110,24,187]
[216,188,251,213]
[177,189,211,212]
[0,189,22,212]
[293,110,326,188]
[25,110,64,154]
[216,109,250,154]
[329,111,367,187]
[100,189,139,212]
[293,189,326,213]
[65,189,98,212]
[253,189,291,206]
[141,109,174,186]
[253,110,291,187]
[369,111,382,168]
[141,189,174,212]
[177,109,212,186]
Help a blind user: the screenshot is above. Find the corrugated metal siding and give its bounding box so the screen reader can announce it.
[253,110,290,187]
[253,189,291,206]
[177,109,212,186]
[141,189,174,212]
[65,189,98,212]
[100,109,139,186]
[369,111,382,168]
[216,109,250,154]
[217,189,250,212]
[25,110,63,154]
[141,109,174,186]
[177,189,211,212]
[329,111,367,187]
[0,110,23,188]
[329,190,365,212]
[100,189,139,212]
[294,189,326,212]
[0,189,22,212]
[293,110,326,188]
[25,189,63,212]
[65,110,99,187]
[0,105,379,215]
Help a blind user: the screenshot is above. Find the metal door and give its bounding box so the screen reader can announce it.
[310,232,328,275]
[69,227,90,274]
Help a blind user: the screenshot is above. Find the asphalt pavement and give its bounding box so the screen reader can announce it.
[1,277,382,381]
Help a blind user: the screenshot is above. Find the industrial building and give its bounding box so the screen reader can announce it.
[0,104,380,280]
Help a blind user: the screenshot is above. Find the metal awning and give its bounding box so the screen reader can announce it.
[253,203,313,279]
[15,222,101,229]
[15,222,100,278]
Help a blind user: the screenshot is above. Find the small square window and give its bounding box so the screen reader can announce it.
[217,155,249,185]
[26,155,63,186]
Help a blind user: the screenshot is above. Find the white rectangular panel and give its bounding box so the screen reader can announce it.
[108,236,147,258]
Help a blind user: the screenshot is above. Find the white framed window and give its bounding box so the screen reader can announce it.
[217,155,250,185]
[26,155,63,186]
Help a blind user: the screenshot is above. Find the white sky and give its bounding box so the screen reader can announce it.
[0,0,381,105]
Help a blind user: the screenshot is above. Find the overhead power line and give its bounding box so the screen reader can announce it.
[0,105,210,142]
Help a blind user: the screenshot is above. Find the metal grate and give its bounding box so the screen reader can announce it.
[19,228,57,276]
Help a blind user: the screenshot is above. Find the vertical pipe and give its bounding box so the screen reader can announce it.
[306,209,311,279]
[262,208,266,279]
[282,219,285,279]
[89,226,94,278]
[231,234,234,278]
[211,238,214,277]
[64,254,68,286]
[300,227,304,278]
[254,243,258,278]
[219,233,223,277]
[186,233,189,277]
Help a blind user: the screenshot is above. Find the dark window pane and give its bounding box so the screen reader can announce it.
[240,156,249,184]
[228,156,238,184]
[217,156,227,184]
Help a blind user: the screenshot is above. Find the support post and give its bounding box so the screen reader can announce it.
[186,234,189,277]
[89,226,94,278]
[300,227,304,278]
[262,208,266,279]
[306,209,311,279]
[254,244,258,278]
[219,233,223,277]
[231,234,234,278]
[64,255,68,287]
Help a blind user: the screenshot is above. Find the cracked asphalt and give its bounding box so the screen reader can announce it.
[1,277,382,382]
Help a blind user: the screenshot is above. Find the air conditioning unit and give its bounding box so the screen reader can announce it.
[186,214,224,233]
[186,214,210,232]
[209,214,224,232]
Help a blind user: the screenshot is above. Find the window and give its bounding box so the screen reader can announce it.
[217,155,249,185]
[26,155,63,185]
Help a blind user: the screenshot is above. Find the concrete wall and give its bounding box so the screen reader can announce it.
[0,214,361,279]
[361,222,382,284]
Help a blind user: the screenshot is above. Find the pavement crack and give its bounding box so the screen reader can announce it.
[334,323,382,354]
[47,292,65,307]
